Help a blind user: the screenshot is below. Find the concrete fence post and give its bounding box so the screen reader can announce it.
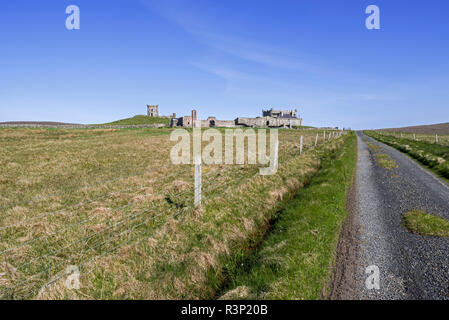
[436,134,438,144]
[300,135,303,155]
[194,155,202,208]
[272,139,279,174]
[323,131,326,142]
[413,133,416,141]
[315,133,319,147]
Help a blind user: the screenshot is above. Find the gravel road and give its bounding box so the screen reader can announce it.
[332,131,449,300]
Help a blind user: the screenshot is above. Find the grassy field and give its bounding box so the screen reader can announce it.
[94,115,171,126]
[0,127,346,299]
[218,133,357,299]
[365,131,449,180]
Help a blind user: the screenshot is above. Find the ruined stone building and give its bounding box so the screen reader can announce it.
[262,108,298,118]
[169,107,302,128]
[170,110,197,127]
[147,105,159,117]
[237,108,302,128]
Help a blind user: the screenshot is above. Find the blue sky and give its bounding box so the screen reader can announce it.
[1,0,448,129]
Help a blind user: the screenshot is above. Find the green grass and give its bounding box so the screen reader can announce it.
[94,115,170,126]
[219,133,357,300]
[403,210,449,237]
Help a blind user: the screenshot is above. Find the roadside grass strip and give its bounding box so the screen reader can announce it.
[365,131,449,181]
[219,134,357,299]
[403,210,449,238]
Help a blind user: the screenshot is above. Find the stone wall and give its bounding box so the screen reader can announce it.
[215,120,236,128]
[197,119,236,128]
[235,117,267,127]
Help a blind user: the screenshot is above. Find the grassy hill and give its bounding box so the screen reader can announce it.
[95,115,171,126]
[381,122,449,134]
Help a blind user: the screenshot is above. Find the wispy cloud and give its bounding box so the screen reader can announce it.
[189,62,288,85]
[140,0,313,71]
[196,32,315,71]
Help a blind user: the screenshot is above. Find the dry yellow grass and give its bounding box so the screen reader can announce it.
[0,127,344,299]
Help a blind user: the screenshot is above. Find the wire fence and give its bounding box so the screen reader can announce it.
[374,131,449,147]
[0,130,346,299]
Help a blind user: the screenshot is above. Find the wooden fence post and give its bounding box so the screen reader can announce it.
[194,155,202,208]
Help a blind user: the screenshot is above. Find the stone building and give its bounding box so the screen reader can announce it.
[198,117,236,128]
[170,108,302,128]
[236,108,302,128]
[171,110,197,128]
[147,105,159,117]
[262,108,298,118]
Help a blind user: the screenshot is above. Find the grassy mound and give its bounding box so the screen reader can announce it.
[96,115,170,126]
[403,210,449,237]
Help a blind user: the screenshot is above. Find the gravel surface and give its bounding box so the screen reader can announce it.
[334,131,449,300]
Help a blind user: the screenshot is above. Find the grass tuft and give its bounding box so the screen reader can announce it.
[375,153,398,170]
[403,210,449,237]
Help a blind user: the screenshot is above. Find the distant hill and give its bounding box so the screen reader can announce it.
[381,122,449,135]
[0,116,171,128]
[96,115,170,126]
[0,121,80,126]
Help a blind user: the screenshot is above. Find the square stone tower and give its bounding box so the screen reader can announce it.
[147,105,159,117]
